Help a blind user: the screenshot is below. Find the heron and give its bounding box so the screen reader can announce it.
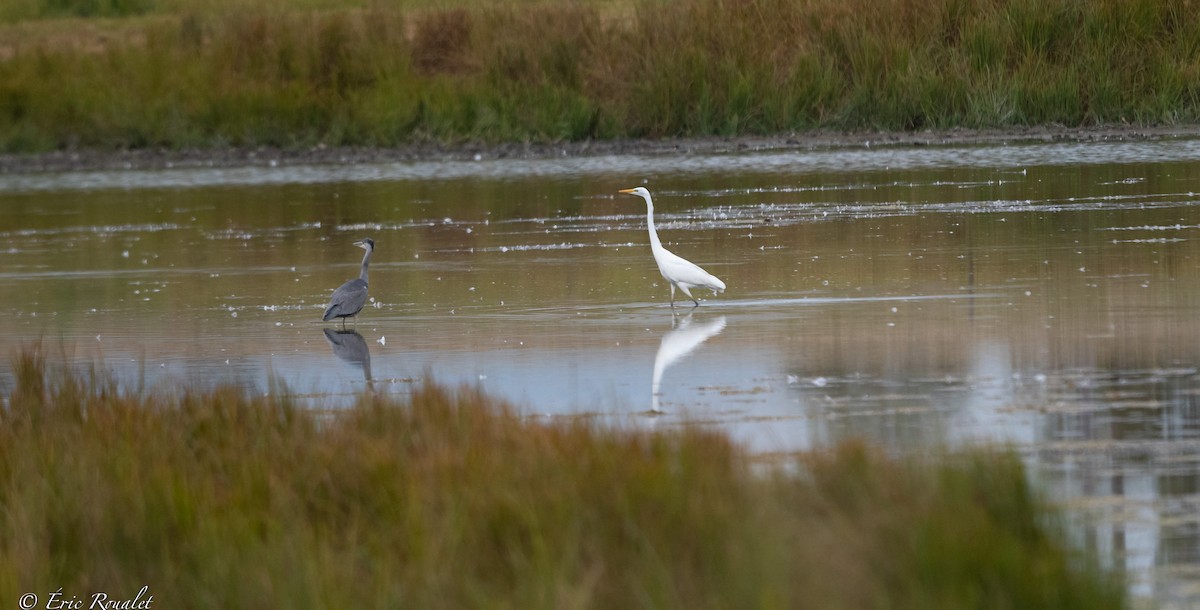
[322,238,374,328]
[619,187,726,308]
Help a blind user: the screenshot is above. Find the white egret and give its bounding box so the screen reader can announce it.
[322,238,374,328]
[619,187,726,308]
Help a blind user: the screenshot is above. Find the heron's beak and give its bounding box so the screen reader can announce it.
[618,188,636,194]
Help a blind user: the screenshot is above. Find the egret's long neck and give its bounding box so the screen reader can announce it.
[359,248,371,284]
[644,195,664,251]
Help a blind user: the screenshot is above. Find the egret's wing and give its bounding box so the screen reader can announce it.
[657,248,726,292]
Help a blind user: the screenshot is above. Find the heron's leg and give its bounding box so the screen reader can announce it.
[341,317,347,330]
[669,284,676,309]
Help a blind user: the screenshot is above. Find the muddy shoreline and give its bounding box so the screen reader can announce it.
[3,125,1199,174]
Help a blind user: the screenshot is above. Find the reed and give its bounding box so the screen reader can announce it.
[1,0,1198,151]
[0,346,1126,609]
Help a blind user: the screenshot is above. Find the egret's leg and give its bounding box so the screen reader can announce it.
[678,285,699,307]
[669,284,677,309]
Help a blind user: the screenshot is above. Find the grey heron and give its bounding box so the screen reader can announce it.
[322,238,374,328]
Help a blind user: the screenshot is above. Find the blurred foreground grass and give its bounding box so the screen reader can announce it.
[1,0,1199,151]
[0,346,1125,609]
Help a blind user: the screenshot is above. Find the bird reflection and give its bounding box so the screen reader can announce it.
[651,313,727,413]
[322,328,372,387]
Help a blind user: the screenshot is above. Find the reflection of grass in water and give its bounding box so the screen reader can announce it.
[2,346,1124,609]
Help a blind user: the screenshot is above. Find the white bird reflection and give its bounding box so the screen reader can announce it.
[322,328,372,388]
[651,313,727,413]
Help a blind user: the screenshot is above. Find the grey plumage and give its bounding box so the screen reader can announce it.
[323,238,374,328]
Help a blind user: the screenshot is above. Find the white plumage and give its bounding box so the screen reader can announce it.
[619,187,726,308]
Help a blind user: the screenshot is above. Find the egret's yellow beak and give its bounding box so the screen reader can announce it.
[618,188,636,194]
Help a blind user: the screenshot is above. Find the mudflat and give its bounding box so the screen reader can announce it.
[4,125,1199,174]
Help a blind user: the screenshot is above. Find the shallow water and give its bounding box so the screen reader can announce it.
[5,138,1200,605]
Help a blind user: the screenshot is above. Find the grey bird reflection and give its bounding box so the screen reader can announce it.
[322,328,372,386]
[651,313,727,413]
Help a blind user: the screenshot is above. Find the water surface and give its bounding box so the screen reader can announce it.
[5,138,1200,606]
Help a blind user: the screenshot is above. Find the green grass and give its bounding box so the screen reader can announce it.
[1,0,1199,152]
[0,345,1127,609]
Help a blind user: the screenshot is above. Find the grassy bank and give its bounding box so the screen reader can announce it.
[0,346,1126,609]
[1,0,1199,152]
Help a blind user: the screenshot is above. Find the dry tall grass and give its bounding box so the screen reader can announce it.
[1,0,1198,151]
[0,345,1126,609]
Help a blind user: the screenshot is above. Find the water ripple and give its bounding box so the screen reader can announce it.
[4,138,1200,193]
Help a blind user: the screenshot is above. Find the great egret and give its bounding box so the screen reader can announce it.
[322,238,374,328]
[619,187,726,308]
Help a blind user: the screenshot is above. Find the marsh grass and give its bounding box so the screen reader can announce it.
[0,346,1126,609]
[1,0,1199,151]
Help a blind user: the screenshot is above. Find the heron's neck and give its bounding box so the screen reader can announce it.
[359,249,371,284]
[644,197,664,251]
